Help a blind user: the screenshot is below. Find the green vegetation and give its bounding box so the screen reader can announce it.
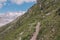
[0,0,60,40]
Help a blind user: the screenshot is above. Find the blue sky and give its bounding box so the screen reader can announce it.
[0,0,36,14]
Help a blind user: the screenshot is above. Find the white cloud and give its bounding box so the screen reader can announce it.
[0,11,25,27]
[0,0,7,3]
[10,0,36,5]
[6,11,25,17]
[0,0,7,8]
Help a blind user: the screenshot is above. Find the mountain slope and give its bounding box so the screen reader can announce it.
[0,0,60,40]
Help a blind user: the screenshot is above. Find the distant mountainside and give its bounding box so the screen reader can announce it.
[0,12,25,27]
[0,0,60,40]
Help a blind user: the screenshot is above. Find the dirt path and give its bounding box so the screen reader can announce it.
[30,22,41,40]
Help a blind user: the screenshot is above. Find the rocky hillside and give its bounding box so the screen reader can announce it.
[0,0,60,40]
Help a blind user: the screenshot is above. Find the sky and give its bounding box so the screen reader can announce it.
[0,0,36,26]
[0,0,36,14]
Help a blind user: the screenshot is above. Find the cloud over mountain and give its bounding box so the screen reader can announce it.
[0,11,25,27]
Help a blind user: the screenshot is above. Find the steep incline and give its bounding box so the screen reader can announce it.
[0,0,60,40]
